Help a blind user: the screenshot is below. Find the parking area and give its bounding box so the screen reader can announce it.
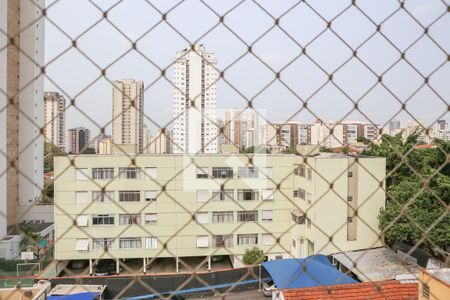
[61,256,233,277]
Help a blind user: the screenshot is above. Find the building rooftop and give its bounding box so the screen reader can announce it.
[331,247,420,282]
[61,152,382,159]
[7,223,53,235]
[282,280,418,300]
[49,284,106,296]
[424,268,450,285]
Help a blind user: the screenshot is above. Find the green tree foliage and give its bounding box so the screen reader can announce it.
[242,247,264,265]
[243,146,254,153]
[364,133,450,255]
[319,146,333,153]
[80,147,96,154]
[20,224,40,252]
[282,147,296,154]
[44,142,66,172]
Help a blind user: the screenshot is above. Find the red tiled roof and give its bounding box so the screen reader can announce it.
[283,280,418,300]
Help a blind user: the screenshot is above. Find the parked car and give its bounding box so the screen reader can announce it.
[262,280,277,297]
[69,260,88,269]
[94,260,123,276]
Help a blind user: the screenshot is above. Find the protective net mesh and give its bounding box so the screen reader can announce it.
[0,0,449,299]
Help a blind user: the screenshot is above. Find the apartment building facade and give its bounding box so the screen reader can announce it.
[112,79,144,154]
[44,92,66,151]
[1,0,47,255]
[67,127,91,154]
[172,44,218,154]
[54,151,385,272]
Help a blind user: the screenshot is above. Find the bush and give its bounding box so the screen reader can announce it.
[242,247,264,265]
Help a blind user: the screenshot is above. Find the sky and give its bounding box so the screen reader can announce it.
[44,0,450,136]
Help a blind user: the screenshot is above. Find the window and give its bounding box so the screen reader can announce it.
[292,239,296,248]
[197,190,209,202]
[296,165,305,177]
[238,167,258,178]
[76,215,88,227]
[262,234,275,246]
[196,167,208,179]
[212,190,233,201]
[262,189,274,200]
[119,167,141,179]
[196,212,209,224]
[212,167,233,179]
[260,167,273,178]
[422,284,430,299]
[237,211,258,222]
[347,217,353,223]
[92,168,114,180]
[237,234,258,245]
[119,238,141,249]
[92,214,114,225]
[119,191,140,202]
[261,210,273,222]
[75,239,89,251]
[196,236,209,248]
[292,210,306,224]
[347,196,353,201]
[145,167,157,179]
[306,192,312,204]
[76,168,88,180]
[145,237,158,249]
[212,235,233,247]
[75,191,88,204]
[144,213,157,225]
[212,211,234,223]
[93,238,114,250]
[293,190,298,197]
[307,168,312,181]
[93,191,114,203]
[145,191,158,202]
[348,171,353,177]
[238,189,259,201]
[307,218,312,229]
[119,214,141,225]
[297,189,306,200]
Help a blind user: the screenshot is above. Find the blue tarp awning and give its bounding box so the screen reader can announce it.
[261,254,356,289]
[47,292,100,300]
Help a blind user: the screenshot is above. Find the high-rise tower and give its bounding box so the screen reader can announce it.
[44,92,66,151]
[172,45,218,154]
[112,79,144,154]
[0,0,46,243]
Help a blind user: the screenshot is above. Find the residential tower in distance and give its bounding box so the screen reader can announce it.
[112,79,144,154]
[172,44,218,154]
[68,127,91,154]
[44,92,66,151]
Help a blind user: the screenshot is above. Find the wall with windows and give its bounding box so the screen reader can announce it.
[54,153,384,261]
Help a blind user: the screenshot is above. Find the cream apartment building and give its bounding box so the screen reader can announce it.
[54,150,385,273]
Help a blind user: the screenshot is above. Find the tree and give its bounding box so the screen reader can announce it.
[319,146,333,153]
[44,142,66,172]
[19,224,40,253]
[244,146,254,153]
[80,147,96,154]
[242,247,264,265]
[366,134,450,255]
[282,147,296,154]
